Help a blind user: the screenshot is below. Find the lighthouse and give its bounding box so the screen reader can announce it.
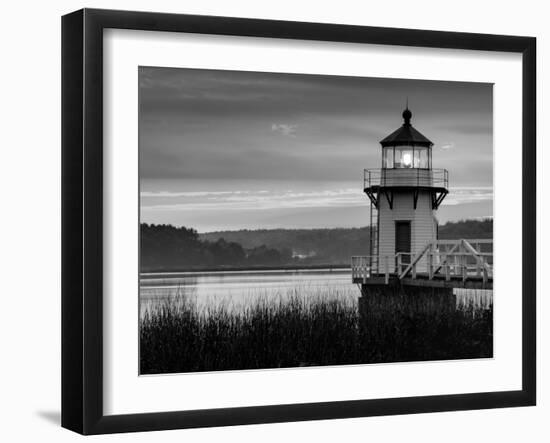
[352,106,492,357]
[353,105,491,299]
[364,107,448,275]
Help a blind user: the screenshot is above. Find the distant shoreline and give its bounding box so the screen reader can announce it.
[141,220,492,275]
[140,263,350,277]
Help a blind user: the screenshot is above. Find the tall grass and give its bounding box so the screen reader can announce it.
[140,288,492,374]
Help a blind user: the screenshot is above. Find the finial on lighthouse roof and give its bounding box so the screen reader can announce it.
[380,101,432,146]
[402,98,412,126]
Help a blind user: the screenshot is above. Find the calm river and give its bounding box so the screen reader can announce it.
[139,268,492,317]
[140,268,356,316]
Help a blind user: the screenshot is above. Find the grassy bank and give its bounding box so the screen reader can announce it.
[140,290,492,374]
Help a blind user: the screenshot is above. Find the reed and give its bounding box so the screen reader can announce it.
[140,288,492,374]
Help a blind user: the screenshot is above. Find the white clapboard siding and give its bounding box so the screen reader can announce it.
[378,190,437,273]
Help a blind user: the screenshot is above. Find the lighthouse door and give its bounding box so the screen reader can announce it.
[395,221,411,268]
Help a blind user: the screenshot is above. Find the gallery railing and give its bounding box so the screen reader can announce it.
[364,168,448,189]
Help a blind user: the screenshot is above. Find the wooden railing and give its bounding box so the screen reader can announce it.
[352,255,394,284]
[351,256,372,282]
[352,239,493,285]
[399,239,492,284]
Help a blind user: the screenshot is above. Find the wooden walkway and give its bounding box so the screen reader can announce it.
[352,239,493,290]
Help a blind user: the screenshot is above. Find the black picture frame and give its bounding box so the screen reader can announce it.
[61,8,536,435]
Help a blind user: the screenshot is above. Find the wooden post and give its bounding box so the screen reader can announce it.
[397,253,402,275]
[445,262,450,281]
[412,262,417,279]
[428,249,433,280]
[454,254,458,274]
[384,256,389,284]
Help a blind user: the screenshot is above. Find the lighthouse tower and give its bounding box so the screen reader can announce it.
[364,107,448,274]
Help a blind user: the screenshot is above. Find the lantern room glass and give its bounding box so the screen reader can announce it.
[383,147,394,168]
[382,146,431,169]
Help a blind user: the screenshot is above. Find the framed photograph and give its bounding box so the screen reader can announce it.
[61,8,536,435]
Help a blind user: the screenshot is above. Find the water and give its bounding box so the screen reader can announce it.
[139,268,493,317]
[140,268,357,317]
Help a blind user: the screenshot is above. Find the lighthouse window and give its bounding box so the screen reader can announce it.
[413,147,430,168]
[383,147,394,168]
[414,149,420,168]
[385,146,431,168]
[394,146,414,168]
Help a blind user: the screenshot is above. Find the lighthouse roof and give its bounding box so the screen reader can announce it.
[380,108,433,147]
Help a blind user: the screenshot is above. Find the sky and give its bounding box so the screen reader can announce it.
[139,67,493,233]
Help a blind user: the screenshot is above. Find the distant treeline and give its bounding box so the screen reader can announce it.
[438,218,493,240]
[141,219,492,272]
[201,227,370,265]
[140,224,293,272]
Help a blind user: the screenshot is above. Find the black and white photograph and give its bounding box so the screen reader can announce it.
[138,67,494,375]
[0,0,544,439]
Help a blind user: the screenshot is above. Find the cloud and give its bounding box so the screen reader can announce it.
[141,190,252,198]
[139,68,493,186]
[271,123,297,137]
[141,186,493,214]
[442,187,493,206]
[141,188,365,212]
[436,121,492,136]
[440,142,455,150]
